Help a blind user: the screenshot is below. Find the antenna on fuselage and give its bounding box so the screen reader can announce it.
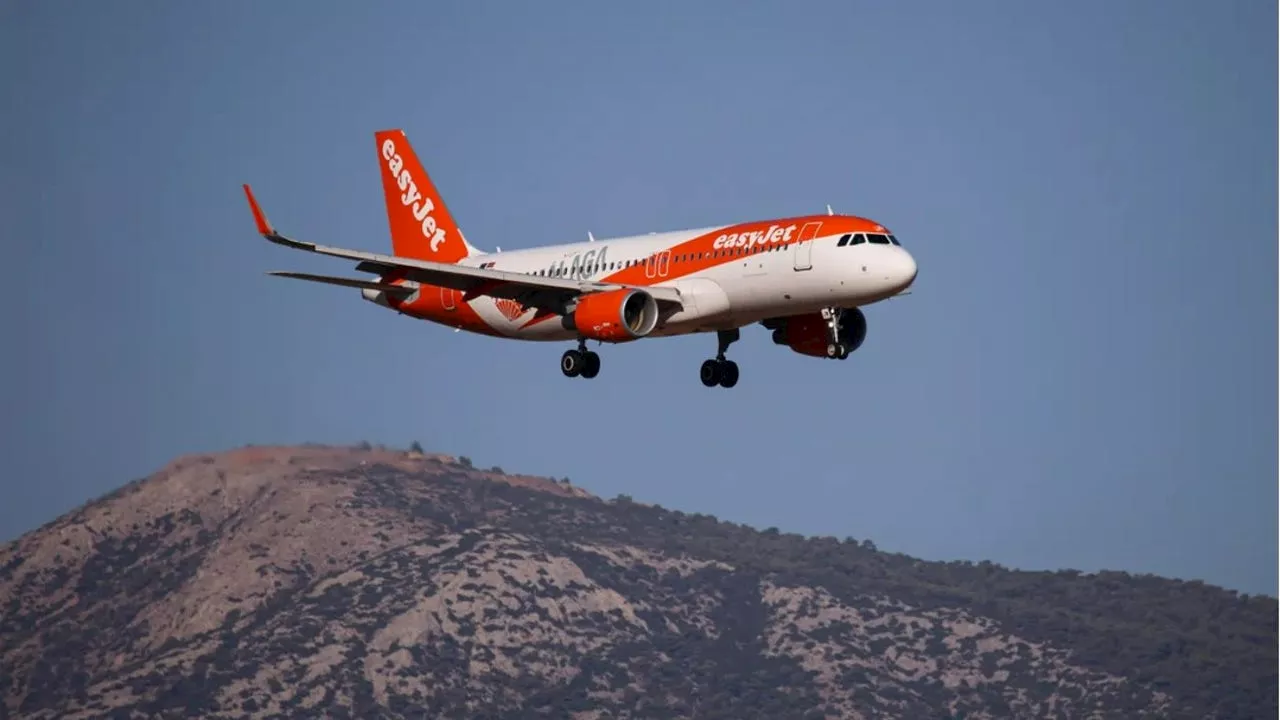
[826,204,834,216]
[588,231,596,242]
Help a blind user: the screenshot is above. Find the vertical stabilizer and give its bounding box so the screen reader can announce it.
[374,129,477,263]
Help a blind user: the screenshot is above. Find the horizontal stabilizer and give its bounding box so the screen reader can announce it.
[267,271,415,295]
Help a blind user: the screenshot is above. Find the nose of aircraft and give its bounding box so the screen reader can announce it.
[894,248,917,292]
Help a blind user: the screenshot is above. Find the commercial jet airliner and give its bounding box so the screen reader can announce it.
[242,128,917,388]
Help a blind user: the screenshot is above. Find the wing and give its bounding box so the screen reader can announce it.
[242,185,684,314]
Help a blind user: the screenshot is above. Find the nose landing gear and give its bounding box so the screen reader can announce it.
[822,308,851,360]
[700,328,740,388]
[561,339,600,379]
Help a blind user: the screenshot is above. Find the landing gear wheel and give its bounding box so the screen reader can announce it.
[580,351,600,378]
[702,328,742,389]
[826,342,850,360]
[718,360,739,387]
[700,359,721,387]
[561,349,584,377]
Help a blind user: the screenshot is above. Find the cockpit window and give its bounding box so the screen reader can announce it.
[850,233,865,245]
[888,234,900,246]
[837,233,852,246]
[867,233,890,245]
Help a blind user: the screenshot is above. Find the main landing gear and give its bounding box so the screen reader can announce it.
[700,329,740,388]
[561,339,601,379]
[822,307,851,360]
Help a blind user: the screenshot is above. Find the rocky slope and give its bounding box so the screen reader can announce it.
[0,445,1274,719]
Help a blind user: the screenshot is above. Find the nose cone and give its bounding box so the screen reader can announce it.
[900,251,917,289]
[890,249,917,293]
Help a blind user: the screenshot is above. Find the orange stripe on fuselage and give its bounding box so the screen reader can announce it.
[379,269,506,337]
[520,214,888,329]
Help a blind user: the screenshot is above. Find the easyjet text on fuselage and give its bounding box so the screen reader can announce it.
[711,224,796,251]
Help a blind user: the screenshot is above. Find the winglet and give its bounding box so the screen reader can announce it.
[240,185,315,253]
[243,184,275,236]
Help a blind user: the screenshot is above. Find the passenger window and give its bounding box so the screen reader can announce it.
[838,233,851,247]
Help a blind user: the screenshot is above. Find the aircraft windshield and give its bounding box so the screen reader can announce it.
[838,232,901,247]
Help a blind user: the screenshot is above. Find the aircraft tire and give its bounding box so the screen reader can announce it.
[718,360,739,388]
[700,359,721,387]
[561,349,583,377]
[580,351,600,378]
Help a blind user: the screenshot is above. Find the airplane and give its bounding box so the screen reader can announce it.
[242,128,917,388]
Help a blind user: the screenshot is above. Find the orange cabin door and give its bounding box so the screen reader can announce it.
[793,222,821,271]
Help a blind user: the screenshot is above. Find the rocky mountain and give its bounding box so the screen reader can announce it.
[0,445,1275,719]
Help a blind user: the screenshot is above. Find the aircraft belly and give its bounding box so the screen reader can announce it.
[660,278,731,328]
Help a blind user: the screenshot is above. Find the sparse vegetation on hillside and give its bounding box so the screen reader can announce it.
[0,446,1273,718]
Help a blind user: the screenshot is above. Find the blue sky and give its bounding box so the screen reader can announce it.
[3,1,1275,596]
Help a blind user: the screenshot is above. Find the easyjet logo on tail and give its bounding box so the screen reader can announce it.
[382,138,447,253]
[712,224,797,251]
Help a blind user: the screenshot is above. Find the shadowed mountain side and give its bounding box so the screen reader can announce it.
[0,445,1274,719]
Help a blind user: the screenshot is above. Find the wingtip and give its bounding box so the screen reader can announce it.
[242,184,274,236]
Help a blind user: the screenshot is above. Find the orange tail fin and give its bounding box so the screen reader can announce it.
[374,129,474,263]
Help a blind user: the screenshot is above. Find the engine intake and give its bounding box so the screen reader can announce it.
[571,289,660,342]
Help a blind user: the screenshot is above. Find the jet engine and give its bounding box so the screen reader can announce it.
[569,288,660,342]
[768,307,867,358]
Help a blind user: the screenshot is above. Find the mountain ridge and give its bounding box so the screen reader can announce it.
[1,444,1274,718]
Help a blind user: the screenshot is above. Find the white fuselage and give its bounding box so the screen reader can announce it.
[406,222,918,341]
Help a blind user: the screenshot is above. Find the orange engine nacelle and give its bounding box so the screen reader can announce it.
[770,308,867,358]
[571,289,660,342]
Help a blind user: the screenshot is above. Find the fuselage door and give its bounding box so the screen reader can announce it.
[793,222,822,271]
[645,251,671,280]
